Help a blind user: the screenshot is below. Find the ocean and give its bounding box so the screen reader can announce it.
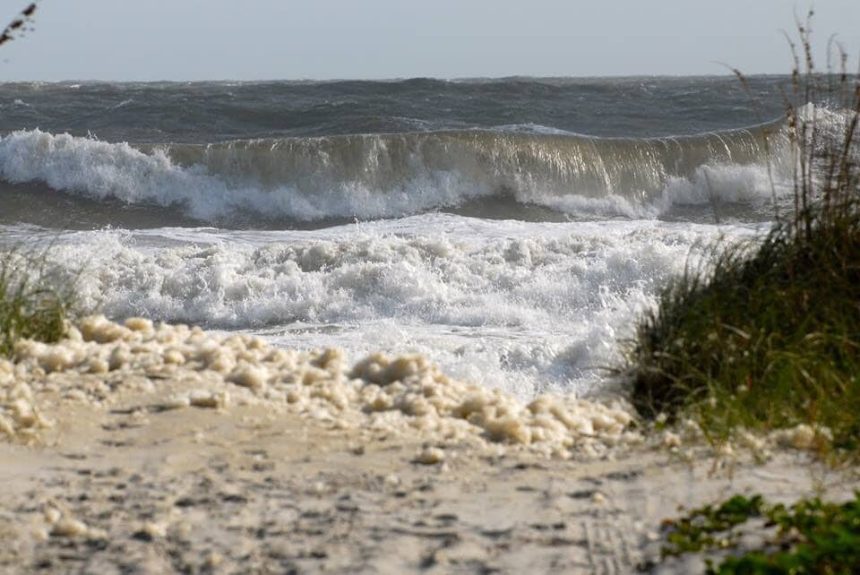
[0,76,796,398]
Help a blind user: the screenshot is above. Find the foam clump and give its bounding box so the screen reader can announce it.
[770,424,829,451]
[0,358,51,439]
[414,446,446,465]
[3,315,640,456]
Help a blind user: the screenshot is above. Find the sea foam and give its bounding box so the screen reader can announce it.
[32,216,760,395]
[6,314,639,458]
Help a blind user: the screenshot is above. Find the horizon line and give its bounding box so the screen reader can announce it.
[0,72,804,85]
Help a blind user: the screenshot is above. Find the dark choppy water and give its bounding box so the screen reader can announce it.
[0,76,788,141]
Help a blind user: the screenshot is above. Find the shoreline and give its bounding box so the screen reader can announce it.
[1,317,857,573]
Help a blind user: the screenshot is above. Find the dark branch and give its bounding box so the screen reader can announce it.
[0,3,37,47]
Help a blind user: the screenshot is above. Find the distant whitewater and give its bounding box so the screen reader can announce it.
[0,77,812,395]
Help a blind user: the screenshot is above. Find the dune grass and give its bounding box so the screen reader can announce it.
[0,245,78,357]
[626,20,860,456]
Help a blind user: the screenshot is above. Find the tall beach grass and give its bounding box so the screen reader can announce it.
[627,17,860,456]
[0,245,79,357]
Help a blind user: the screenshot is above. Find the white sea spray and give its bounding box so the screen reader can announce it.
[20,215,760,397]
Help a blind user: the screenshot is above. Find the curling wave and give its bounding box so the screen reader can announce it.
[0,123,790,224]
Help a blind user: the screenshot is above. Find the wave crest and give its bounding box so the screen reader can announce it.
[0,124,790,222]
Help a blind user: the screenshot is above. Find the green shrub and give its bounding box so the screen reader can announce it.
[659,492,860,574]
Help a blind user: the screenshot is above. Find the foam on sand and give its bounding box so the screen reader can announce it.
[3,316,639,458]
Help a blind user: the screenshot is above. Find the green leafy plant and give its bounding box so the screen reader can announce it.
[660,492,860,574]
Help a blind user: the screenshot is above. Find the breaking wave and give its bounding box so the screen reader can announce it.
[0,123,791,223]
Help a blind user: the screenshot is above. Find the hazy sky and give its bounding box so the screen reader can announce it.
[1,0,858,81]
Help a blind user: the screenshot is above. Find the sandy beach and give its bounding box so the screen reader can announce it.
[1,318,856,574]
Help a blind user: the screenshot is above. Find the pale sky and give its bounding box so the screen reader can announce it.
[1,0,858,81]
